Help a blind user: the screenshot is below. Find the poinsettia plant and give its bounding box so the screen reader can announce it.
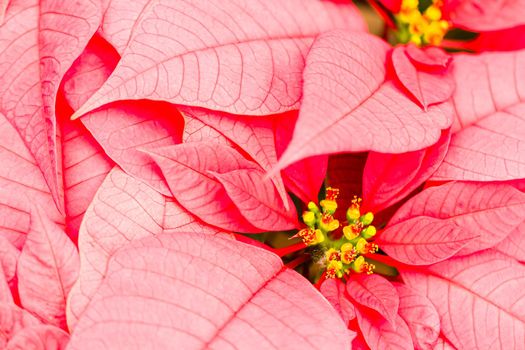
[0,0,524,349]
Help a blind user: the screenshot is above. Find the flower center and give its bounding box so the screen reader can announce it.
[295,188,379,280]
[395,0,450,46]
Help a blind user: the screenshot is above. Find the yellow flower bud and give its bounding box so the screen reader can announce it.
[343,224,360,240]
[424,5,442,21]
[360,212,374,226]
[326,260,344,279]
[302,211,316,227]
[341,243,357,264]
[355,238,368,254]
[361,225,377,239]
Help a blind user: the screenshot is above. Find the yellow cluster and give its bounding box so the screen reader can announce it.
[396,0,450,46]
[296,188,379,279]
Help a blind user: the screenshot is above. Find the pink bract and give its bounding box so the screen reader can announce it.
[0,0,524,349]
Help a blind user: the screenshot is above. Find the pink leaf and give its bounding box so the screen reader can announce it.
[401,250,525,350]
[443,0,525,31]
[68,232,351,349]
[212,169,298,231]
[81,101,185,195]
[356,308,414,350]
[146,142,262,232]
[6,325,69,350]
[394,283,440,350]
[0,237,19,303]
[62,34,185,196]
[347,274,399,326]
[97,0,150,54]
[0,113,62,249]
[0,0,101,211]
[72,0,365,118]
[182,112,233,146]
[275,112,328,203]
[433,50,525,181]
[320,279,357,325]
[17,206,79,329]
[378,217,475,265]
[432,336,456,350]
[0,303,40,348]
[67,168,221,329]
[62,34,120,111]
[391,45,454,109]
[381,182,525,260]
[494,221,525,262]
[180,107,289,205]
[277,31,452,169]
[363,130,450,213]
[58,97,113,240]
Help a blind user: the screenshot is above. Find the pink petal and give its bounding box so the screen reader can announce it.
[432,336,456,350]
[63,34,185,195]
[381,182,525,260]
[405,45,451,70]
[180,107,289,205]
[182,112,233,146]
[81,101,184,195]
[494,222,525,262]
[17,206,79,329]
[72,0,365,118]
[434,50,525,181]
[0,237,19,303]
[355,308,414,350]
[67,168,220,329]
[97,0,150,54]
[0,113,62,249]
[378,216,475,265]
[346,274,399,326]
[6,325,69,350]
[0,0,101,211]
[401,250,525,350]
[146,142,262,232]
[212,169,298,231]
[277,31,452,169]
[320,279,357,325]
[62,34,120,111]
[391,46,454,109]
[58,99,113,240]
[443,0,525,31]
[275,112,328,203]
[0,303,40,347]
[68,233,351,349]
[363,130,450,213]
[394,283,440,350]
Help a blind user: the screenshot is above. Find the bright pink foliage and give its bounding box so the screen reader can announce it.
[0,0,524,349]
[68,233,351,349]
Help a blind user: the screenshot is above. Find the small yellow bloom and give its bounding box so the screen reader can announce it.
[341,243,357,264]
[355,238,368,254]
[401,0,419,11]
[360,212,374,226]
[361,225,377,239]
[326,260,344,279]
[320,199,337,214]
[325,248,340,262]
[352,256,375,274]
[302,210,316,227]
[297,228,325,246]
[319,213,339,232]
[343,223,361,240]
[424,5,442,21]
